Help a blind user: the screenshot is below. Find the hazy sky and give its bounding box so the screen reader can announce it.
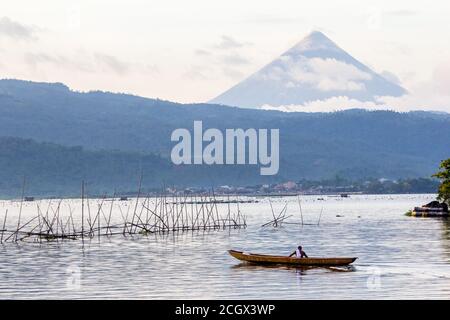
[1,0,449,111]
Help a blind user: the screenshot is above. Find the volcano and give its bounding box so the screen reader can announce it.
[210,31,406,108]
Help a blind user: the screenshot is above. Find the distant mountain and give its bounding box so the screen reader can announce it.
[0,79,449,193]
[0,137,268,197]
[210,31,406,108]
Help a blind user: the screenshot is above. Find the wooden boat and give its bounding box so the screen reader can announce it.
[228,250,357,266]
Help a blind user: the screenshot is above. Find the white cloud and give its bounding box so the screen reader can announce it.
[24,52,94,72]
[221,53,250,66]
[23,51,158,77]
[0,17,37,40]
[194,49,211,56]
[261,96,381,112]
[377,62,450,112]
[94,53,129,75]
[260,60,450,113]
[260,89,450,113]
[214,35,250,50]
[259,56,372,92]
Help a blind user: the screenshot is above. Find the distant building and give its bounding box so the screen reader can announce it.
[275,181,298,191]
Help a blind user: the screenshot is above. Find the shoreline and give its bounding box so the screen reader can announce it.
[0,192,437,202]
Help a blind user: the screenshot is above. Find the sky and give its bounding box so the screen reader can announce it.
[0,0,449,112]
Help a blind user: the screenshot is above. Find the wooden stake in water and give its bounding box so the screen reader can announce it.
[317,207,323,226]
[81,180,85,239]
[297,195,304,226]
[131,173,143,234]
[1,209,8,243]
[15,177,26,242]
[269,200,277,227]
[106,193,115,236]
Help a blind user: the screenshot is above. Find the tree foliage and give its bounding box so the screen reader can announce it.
[433,158,450,205]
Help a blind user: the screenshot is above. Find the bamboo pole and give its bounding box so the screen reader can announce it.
[15,177,26,242]
[297,195,304,226]
[81,181,85,239]
[317,207,323,226]
[1,209,8,243]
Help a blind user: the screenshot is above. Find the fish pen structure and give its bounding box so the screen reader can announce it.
[0,191,247,244]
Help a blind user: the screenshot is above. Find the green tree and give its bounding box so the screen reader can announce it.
[432,158,450,205]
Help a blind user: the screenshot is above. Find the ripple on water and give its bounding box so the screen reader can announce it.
[0,194,449,299]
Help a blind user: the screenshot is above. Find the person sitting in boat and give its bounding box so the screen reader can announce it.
[289,246,308,258]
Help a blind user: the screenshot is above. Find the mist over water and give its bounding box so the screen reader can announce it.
[0,194,449,299]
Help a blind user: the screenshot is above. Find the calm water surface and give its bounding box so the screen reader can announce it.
[0,194,449,299]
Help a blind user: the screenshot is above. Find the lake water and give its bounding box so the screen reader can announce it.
[0,194,449,299]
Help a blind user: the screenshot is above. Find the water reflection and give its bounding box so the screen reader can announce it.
[231,262,355,273]
[439,218,450,262]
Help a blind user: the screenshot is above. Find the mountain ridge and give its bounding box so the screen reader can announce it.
[0,78,449,189]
